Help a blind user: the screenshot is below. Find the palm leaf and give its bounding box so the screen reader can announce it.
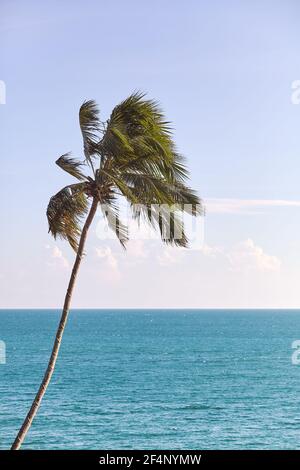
[100,201,128,248]
[47,184,88,251]
[99,92,174,169]
[79,100,100,166]
[56,153,87,181]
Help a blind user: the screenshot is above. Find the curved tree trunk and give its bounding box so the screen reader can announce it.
[11,197,98,450]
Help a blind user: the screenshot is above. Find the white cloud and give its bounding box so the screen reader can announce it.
[198,243,223,258]
[127,239,148,259]
[157,246,185,266]
[96,247,118,269]
[52,246,69,267]
[206,198,300,215]
[46,245,69,268]
[227,238,281,273]
[95,246,120,281]
[157,242,223,266]
[156,238,281,274]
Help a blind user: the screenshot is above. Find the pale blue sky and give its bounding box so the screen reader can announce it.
[1,0,300,308]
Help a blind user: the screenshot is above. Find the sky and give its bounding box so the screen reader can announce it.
[1,0,300,308]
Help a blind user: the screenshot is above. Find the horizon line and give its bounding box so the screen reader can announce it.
[0,307,300,311]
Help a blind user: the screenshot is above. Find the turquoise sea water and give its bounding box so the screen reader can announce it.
[1,309,300,450]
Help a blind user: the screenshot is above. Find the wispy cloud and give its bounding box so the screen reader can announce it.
[45,245,69,269]
[156,238,281,274]
[96,247,118,268]
[95,246,121,281]
[157,246,185,266]
[206,198,300,215]
[227,238,281,273]
[199,238,281,274]
[127,239,149,259]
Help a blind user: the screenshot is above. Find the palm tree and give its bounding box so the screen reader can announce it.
[11,92,203,450]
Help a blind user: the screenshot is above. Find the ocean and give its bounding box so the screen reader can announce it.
[0,309,300,450]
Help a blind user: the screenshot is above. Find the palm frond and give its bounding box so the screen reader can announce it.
[165,181,204,216]
[119,172,203,213]
[47,184,88,251]
[100,169,139,204]
[79,100,100,166]
[97,92,203,247]
[158,207,188,247]
[100,201,128,248]
[99,92,174,169]
[56,153,87,181]
[132,203,188,247]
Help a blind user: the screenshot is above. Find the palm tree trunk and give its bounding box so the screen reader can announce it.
[11,197,98,450]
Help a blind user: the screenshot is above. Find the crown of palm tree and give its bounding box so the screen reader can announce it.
[47,92,203,250]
